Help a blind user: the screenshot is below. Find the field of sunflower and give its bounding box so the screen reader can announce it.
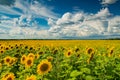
[0,40,120,80]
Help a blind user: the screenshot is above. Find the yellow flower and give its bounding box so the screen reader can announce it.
[25,57,34,68]
[76,53,80,58]
[37,60,52,75]
[38,51,44,55]
[74,46,80,52]
[4,46,10,50]
[26,75,36,80]
[86,48,94,54]
[4,56,12,66]
[28,53,35,60]
[0,49,5,54]
[2,73,15,80]
[35,53,40,59]
[64,50,73,57]
[108,48,114,57]
[52,49,58,54]
[9,57,18,66]
[47,56,53,62]
[21,55,27,64]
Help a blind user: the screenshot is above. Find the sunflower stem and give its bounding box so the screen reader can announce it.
[41,75,44,80]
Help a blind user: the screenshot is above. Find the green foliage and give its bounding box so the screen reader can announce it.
[0,41,120,80]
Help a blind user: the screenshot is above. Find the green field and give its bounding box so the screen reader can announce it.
[0,40,120,80]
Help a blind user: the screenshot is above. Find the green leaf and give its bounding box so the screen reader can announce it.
[85,76,94,80]
[67,77,76,80]
[81,68,91,74]
[70,70,82,77]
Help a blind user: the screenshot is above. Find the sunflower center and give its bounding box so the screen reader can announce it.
[27,60,32,65]
[6,58,10,62]
[39,52,43,55]
[22,57,25,61]
[40,63,49,72]
[6,47,9,50]
[68,52,71,55]
[1,50,3,53]
[7,77,12,80]
[88,49,92,54]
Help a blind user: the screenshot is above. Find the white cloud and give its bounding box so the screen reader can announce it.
[0,5,22,15]
[94,8,111,19]
[48,8,120,39]
[0,0,59,26]
[108,16,120,33]
[0,0,120,39]
[101,0,118,5]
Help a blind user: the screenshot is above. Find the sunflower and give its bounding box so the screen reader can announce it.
[20,55,27,64]
[38,51,44,55]
[9,57,18,66]
[2,73,15,80]
[37,60,52,75]
[35,53,40,59]
[4,46,10,50]
[74,46,80,52]
[26,75,36,80]
[52,49,58,54]
[86,48,94,54]
[0,49,5,54]
[64,50,73,57]
[28,53,35,60]
[47,56,53,62]
[25,57,34,68]
[0,45,4,49]
[4,56,12,66]
[108,48,114,57]
[76,53,80,58]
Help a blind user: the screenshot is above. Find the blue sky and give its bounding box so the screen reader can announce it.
[0,0,120,39]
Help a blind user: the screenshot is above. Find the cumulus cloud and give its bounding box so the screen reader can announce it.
[108,16,120,33]
[0,0,120,39]
[48,8,120,39]
[101,0,118,5]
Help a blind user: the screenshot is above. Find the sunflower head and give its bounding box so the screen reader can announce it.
[25,57,34,68]
[21,55,27,64]
[64,50,73,57]
[9,57,18,66]
[53,49,58,55]
[0,49,5,54]
[4,46,10,50]
[37,60,52,75]
[2,73,15,80]
[76,53,80,58]
[28,53,35,60]
[26,75,36,80]
[109,49,114,54]
[47,56,53,62]
[4,56,12,66]
[86,48,94,54]
[35,53,40,59]
[38,51,44,55]
[75,48,79,52]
